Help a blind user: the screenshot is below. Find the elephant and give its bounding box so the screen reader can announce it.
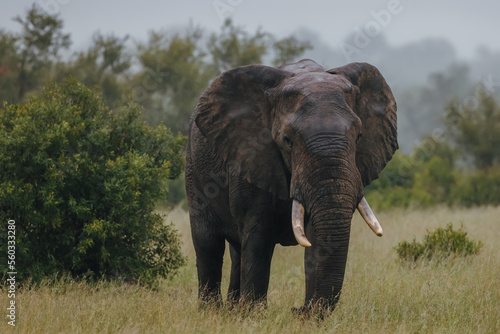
[185,59,397,313]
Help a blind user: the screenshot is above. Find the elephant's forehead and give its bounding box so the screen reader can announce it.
[280,72,352,95]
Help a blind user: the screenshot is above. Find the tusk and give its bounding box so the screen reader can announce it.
[357,197,383,236]
[292,200,311,247]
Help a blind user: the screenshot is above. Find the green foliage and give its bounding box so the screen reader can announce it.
[367,151,500,209]
[395,224,483,263]
[446,84,500,170]
[0,30,19,103]
[135,29,212,132]
[208,19,269,73]
[209,19,314,72]
[0,79,186,284]
[272,36,312,67]
[450,167,500,207]
[0,11,312,140]
[13,4,71,101]
[412,135,459,168]
[366,131,500,209]
[366,140,458,209]
[366,151,415,191]
[55,32,131,107]
[367,78,500,210]
[413,156,456,204]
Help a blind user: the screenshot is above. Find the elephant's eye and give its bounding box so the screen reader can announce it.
[356,133,362,143]
[283,136,293,148]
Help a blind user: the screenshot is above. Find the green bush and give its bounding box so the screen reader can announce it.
[0,79,186,284]
[366,153,456,210]
[366,152,415,191]
[450,167,500,207]
[366,138,465,210]
[367,153,500,209]
[395,223,483,263]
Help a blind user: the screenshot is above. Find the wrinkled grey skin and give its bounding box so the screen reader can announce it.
[185,59,397,312]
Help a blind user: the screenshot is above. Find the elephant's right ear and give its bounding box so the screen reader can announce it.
[194,65,291,199]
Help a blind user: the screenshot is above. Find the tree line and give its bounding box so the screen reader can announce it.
[0,5,311,134]
[366,84,500,209]
[1,4,499,211]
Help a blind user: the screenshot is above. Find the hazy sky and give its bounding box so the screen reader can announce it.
[1,0,499,60]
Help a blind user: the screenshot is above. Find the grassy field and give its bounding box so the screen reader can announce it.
[2,206,500,333]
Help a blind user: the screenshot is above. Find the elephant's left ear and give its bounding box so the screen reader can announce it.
[195,65,291,199]
[327,63,398,187]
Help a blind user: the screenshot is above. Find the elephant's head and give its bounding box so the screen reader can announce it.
[195,59,397,311]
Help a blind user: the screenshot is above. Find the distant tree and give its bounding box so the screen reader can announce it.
[135,29,212,132]
[208,19,312,72]
[0,30,19,103]
[397,64,471,152]
[412,135,459,169]
[446,85,500,170]
[272,36,312,67]
[208,19,268,73]
[13,4,71,100]
[55,32,131,106]
[2,9,313,139]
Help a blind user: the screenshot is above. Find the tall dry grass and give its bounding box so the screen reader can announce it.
[2,206,499,333]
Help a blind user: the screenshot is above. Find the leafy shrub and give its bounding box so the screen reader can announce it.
[367,154,500,209]
[450,167,500,207]
[395,223,483,263]
[413,156,456,203]
[0,79,186,284]
[366,153,456,210]
[366,152,415,192]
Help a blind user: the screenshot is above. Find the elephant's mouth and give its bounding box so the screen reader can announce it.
[291,197,383,247]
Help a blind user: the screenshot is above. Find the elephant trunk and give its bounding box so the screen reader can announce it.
[303,191,354,310]
[291,148,362,310]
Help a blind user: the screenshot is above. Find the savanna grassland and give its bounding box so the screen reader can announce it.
[2,206,500,334]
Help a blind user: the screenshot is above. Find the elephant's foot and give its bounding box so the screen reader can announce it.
[291,302,336,319]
